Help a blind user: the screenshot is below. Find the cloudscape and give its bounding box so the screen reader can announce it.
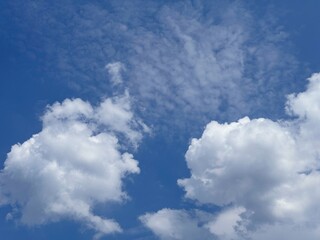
[1,1,320,239]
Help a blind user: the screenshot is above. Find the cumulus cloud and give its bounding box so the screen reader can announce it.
[0,90,147,237]
[178,117,305,221]
[206,207,246,240]
[142,73,320,240]
[175,73,320,238]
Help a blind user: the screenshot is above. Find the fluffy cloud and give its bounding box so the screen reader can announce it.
[0,91,147,237]
[178,117,305,222]
[143,73,320,240]
[140,208,214,240]
[95,91,149,147]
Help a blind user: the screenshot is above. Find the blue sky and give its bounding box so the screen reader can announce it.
[1,1,320,239]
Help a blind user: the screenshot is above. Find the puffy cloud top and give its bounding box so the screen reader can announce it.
[179,117,303,222]
[143,73,320,239]
[0,93,147,238]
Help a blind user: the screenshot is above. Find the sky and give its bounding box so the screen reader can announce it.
[0,0,320,239]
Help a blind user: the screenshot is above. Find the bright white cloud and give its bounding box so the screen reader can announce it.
[178,116,305,222]
[174,73,320,238]
[137,73,320,240]
[0,91,147,237]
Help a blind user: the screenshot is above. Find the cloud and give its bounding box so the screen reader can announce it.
[178,116,304,221]
[206,207,246,240]
[140,73,320,240]
[95,91,150,147]
[1,0,301,133]
[140,208,214,240]
[0,90,147,237]
[140,207,247,240]
[245,224,320,240]
[105,62,125,86]
[174,73,320,238]
[126,1,300,130]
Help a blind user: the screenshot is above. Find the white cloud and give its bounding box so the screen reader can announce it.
[140,207,250,240]
[140,208,215,240]
[141,207,320,240]
[175,73,320,238]
[125,2,300,130]
[141,75,320,240]
[206,207,246,240]
[105,62,125,86]
[247,223,320,240]
[96,91,150,147]
[0,92,147,237]
[4,1,301,132]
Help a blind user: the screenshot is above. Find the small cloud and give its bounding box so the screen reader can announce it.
[105,62,125,86]
[140,208,214,240]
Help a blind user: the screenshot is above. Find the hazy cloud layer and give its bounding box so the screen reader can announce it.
[143,73,320,239]
[1,0,301,132]
[0,87,147,237]
[127,2,300,127]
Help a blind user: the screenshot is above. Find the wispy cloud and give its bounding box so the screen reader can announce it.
[105,62,125,86]
[2,0,301,133]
